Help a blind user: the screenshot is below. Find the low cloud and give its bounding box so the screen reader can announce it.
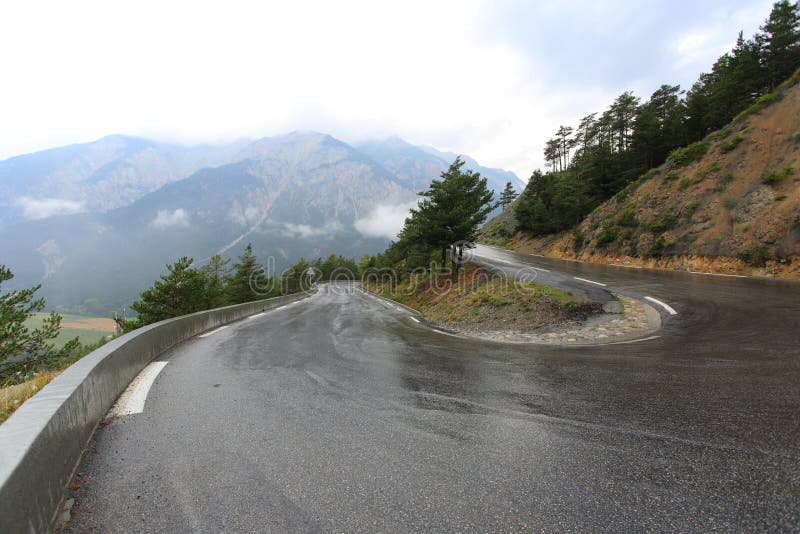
[37,239,65,278]
[150,208,190,229]
[16,197,86,219]
[282,222,341,239]
[227,204,262,227]
[354,202,417,240]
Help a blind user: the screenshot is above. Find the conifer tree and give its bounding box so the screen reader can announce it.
[0,264,78,383]
[130,257,206,324]
[226,244,272,303]
[200,254,232,308]
[500,182,519,209]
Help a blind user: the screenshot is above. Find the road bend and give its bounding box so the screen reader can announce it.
[65,249,800,531]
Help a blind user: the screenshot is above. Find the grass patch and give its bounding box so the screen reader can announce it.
[24,313,114,348]
[724,198,737,210]
[0,335,110,423]
[682,202,700,218]
[720,134,745,153]
[790,131,800,142]
[664,171,680,182]
[678,177,692,190]
[738,245,771,267]
[734,89,783,121]
[761,166,794,184]
[649,210,678,233]
[667,141,709,169]
[0,371,61,424]
[616,206,638,227]
[366,265,593,331]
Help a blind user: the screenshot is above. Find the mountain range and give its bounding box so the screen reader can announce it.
[0,132,524,314]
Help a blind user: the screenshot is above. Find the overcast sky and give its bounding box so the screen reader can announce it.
[0,0,775,178]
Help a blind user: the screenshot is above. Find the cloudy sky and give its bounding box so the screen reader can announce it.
[0,0,775,178]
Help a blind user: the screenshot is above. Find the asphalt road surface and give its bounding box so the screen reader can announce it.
[66,247,800,532]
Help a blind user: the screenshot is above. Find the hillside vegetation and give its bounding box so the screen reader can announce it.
[482,1,800,277]
[498,72,800,277]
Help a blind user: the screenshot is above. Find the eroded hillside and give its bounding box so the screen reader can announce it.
[492,70,800,278]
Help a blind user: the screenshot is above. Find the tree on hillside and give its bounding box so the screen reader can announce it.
[130,257,207,324]
[500,182,519,210]
[200,254,232,309]
[0,265,78,384]
[282,257,315,293]
[761,0,800,89]
[410,157,497,277]
[226,244,274,303]
[513,1,800,241]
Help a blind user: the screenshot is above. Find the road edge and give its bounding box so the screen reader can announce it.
[0,290,315,533]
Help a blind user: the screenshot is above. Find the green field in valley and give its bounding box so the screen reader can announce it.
[23,313,116,348]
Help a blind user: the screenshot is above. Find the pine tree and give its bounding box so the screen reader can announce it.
[761,0,800,89]
[0,265,77,383]
[130,257,207,324]
[199,254,232,308]
[500,182,519,209]
[409,157,497,277]
[226,244,272,303]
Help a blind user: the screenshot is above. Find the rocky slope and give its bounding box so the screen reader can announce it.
[485,70,800,278]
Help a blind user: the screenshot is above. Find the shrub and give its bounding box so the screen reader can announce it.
[761,166,795,184]
[572,229,585,250]
[664,171,680,182]
[667,141,709,169]
[720,134,745,153]
[679,177,692,190]
[649,210,678,232]
[649,234,676,257]
[722,172,735,183]
[682,202,700,218]
[738,245,771,267]
[790,131,800,142]
[616,206,638,227]
[723,199,737,210]
[595,226,620,247]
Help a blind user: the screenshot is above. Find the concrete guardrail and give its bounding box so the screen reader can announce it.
[0,290,315,533]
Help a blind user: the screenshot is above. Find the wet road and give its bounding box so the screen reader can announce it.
[67,249,800,531]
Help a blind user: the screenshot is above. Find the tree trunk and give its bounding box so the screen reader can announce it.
[451,244,464,281]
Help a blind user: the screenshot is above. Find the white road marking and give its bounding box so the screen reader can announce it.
[248,312,266,319]
[606,335,661,345]
[645,296,678,315]
[107,361,168,417]
[573,276,607,287]
[410,317,421,323]
[198,325,229,338]
[688,270,747,278]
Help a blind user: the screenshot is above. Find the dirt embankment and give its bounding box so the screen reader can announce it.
[485,71,800,279]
